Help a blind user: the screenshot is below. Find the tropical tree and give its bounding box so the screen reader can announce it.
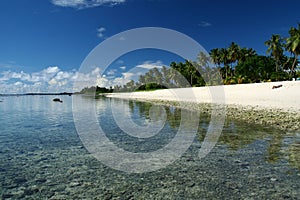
[152,67,163,87]
[169,62,180,87]
[197,51,210,67]
[197,51,217,85]
[209,48,221,67]
[126,80,135,91]
[138,74,146,85]
[265,34,285,79]
[219,48,231,79]
[228,42,240,65]
[238,47,256,64]
[286,23,300,73]
[235,55,277,82]
[184,60,195,86]
[161,66,170,86]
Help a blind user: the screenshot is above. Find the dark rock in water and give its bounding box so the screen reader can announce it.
[53,98,63,103]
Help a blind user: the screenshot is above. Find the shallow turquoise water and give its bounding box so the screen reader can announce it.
[0,95,299,199]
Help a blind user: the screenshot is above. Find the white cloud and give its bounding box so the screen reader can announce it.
[0,60,168,93]
[48,78,57,85]
[97,27,106,38]
[14,81,23,86]
[198,21,212,27]
[106,69,117,75]
[0,66,109,93]
[122,72,134,80]
[52,0,85,7]
[96,77,109,87]
[0,66,59,84]
[44,66,60,74]
[55,71,72,80]
[91,67,102,77]
[136,61,164,69]
[52,0,125,9]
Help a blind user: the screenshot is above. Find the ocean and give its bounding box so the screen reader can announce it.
[0,95,299,199]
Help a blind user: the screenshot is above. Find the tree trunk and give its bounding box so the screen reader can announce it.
[291,55,298,72]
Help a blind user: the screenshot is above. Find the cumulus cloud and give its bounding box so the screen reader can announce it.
[112,72,134,86]
[51,0,125,9]
[0,66,109,93]
[97,27,106,38]
[0,67,59,83]
[136,60,164,69]
[106,69,117,75]
[0,60,168,93]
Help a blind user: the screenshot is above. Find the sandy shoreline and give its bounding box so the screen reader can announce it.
[106,81,300,132]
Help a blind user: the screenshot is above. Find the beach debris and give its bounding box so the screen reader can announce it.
[272,84,283,89]
[53,98,63,103]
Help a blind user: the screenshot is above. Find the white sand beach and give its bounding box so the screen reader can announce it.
[107,81,300,113]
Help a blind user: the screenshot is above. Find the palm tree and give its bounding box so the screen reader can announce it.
[152,67,163,87]
[209,48,221,67]
[286,23,300,73]
[185,60,197,86]
[220,48,231,79]
[161,66,170,86]
[169,62,179,87]
[228,42,240,64]
[126,80,135,91]
[197,52,214,85]
[238,47,256,64]
[228,42,240,75]
[138,75,146,85]
[198,51,210,67]
[265,34,284,80]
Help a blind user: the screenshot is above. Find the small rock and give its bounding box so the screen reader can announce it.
[188,182,196,187]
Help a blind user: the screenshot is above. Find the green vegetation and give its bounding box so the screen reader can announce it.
[79,86,113,94]
[82,23,300,93]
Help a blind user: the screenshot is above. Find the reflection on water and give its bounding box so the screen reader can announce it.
[125,99,300,171]
[0,95,299,199]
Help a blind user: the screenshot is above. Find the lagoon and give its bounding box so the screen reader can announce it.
[0,95,299,199]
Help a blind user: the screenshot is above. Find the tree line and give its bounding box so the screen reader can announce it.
[81,23,300,93]
[113,23,299,92]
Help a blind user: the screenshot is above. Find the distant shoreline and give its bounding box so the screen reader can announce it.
[0,92,73,96]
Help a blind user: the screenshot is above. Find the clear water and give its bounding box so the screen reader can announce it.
[0,95,299,199]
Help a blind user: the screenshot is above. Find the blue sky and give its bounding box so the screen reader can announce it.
[0,0,299,93]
